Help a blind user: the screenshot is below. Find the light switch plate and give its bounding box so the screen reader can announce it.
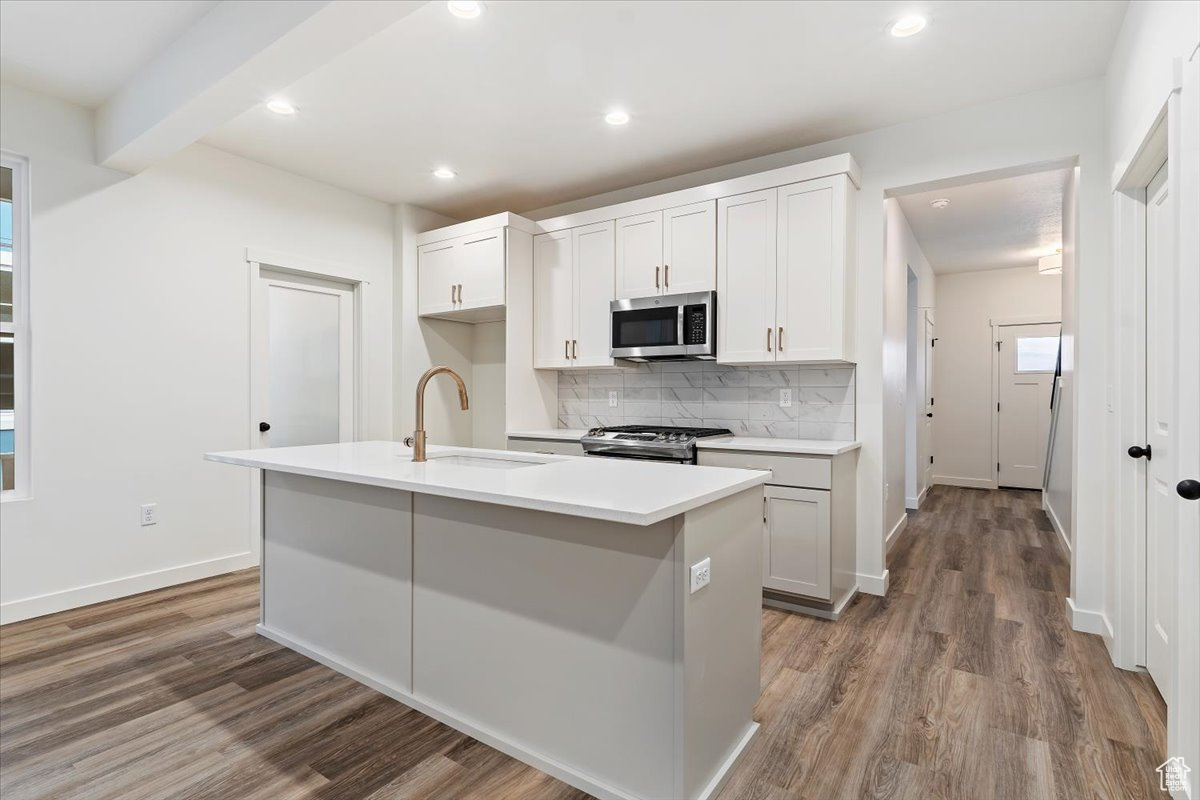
[779,388,792,408]
[690,557,711,594]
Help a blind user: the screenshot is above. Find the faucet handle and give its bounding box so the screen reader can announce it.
[403,436,415,447]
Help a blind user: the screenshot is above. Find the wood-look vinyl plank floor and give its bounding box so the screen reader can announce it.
[0,486,1165,799]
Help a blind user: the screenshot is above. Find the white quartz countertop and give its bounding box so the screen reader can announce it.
[205,441,768,527]
[507,430,861,456]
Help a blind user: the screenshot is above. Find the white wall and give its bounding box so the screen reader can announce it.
[884,200,935,539]
[1047,169,1077,551]
[0,83,395,622]
[524,76,1109,599]
[471,320,507,449]
[932,266,1062,486]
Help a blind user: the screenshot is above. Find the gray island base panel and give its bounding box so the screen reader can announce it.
[256,470,762,800]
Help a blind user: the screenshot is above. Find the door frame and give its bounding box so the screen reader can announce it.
[989,315,1061,492]
[244,247,370,560]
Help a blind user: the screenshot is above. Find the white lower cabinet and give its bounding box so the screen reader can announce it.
[763,486,831,599]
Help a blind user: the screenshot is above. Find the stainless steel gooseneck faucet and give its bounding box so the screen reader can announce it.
[404,366,469,462]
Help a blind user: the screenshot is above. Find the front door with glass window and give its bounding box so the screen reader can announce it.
[997,323,1060,489]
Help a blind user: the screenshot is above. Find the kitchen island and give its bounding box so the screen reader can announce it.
[205,441,769,800]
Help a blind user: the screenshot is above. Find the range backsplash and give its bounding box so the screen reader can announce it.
[557,362,855,440]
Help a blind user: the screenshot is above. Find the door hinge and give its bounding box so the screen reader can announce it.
[997,462,1001,473]
[997,402,1001,412]
[996,341,1001,352]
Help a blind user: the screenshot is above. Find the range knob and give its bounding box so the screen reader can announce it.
[587,427,605,436]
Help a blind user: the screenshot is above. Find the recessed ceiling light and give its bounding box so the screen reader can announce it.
[889,14,928,38]
[433,167,457,179]
[447,1,484,19]
[929,198,950,209]
[265,98,298,115]
[604,109,631,126]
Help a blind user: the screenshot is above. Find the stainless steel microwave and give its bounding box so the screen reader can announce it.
[610,291,716,361]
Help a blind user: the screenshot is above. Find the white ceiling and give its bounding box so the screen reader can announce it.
[200,0,1126,218]
[896,168,1070,274]
[0,0,219,108]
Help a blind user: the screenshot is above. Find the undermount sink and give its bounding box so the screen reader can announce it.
[423,454,541,470]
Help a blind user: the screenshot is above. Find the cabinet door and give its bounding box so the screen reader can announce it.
[457,228,505,311]
[533,231,574,369]
[418,240,459,316]
[662,200,715,294]
[572,221,615,368]
[763,486,831,600]
[776,177,848,361]
[615,211,664,299]
[716,189,777,364]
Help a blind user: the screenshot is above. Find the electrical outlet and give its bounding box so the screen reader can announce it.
[608,390,619,408]
[690,557,711,594]
[779,388,792,408]
[140,503,158,527]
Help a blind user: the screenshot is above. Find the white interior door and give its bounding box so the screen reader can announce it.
[256,270,355,448]
[997,323,1060,489]
[1145,160,1177,705]
[924,312,935,492]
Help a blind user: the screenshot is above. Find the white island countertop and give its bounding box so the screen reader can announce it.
[507,429,862,456]
[206,441,768,526]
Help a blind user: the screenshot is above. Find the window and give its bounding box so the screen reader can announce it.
[1,152,29,498]
[1015,335,1059,374]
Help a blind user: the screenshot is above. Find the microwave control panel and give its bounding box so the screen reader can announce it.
[683,304,708,345]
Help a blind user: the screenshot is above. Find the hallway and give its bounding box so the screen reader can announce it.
[0,488,1167,800]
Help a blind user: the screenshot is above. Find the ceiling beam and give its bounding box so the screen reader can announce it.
[96,0,426,173]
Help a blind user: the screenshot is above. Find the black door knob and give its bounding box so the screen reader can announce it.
[259,422,271,432]
[1128,445,1152,460]
[926,413,933,418]
[1178,479,1200,501]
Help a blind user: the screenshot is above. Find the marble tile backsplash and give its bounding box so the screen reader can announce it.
[557,363,856,440]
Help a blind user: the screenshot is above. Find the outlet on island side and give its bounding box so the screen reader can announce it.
[140,503,158,527]
[690,557,711,594]
[779,388,792,408]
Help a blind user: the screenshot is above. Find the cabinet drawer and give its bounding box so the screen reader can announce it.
[697,450,830,489]
[507,437,584,457]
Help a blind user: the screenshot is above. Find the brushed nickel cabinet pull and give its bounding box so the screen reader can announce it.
[778,327,784,351]
[451,285,456,304]
[564,339,570,359]
[572,339,578,359]
[664,264,669,288]
[655,266,661,289]
[456,283,463,303]
[767,328,773,352]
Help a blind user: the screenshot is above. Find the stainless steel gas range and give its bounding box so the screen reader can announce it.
[580,425,733,464]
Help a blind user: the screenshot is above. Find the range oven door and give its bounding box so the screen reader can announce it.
[610,291,715,360]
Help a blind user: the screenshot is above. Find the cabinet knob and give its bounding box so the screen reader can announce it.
[926,413,933,418]
[259,422,271,432]
[1178,479,1200,501]
[1127,445,1152,461]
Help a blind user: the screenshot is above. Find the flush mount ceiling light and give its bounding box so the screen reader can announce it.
[447,1,484,19]
[889,14,928,37]
[433,167,457,179]
[265,98,298,115]
[1038,248,1063,275]
[604,109,631,126]
[929,198,950,209]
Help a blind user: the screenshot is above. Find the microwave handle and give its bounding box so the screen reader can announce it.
[677,303,686,348]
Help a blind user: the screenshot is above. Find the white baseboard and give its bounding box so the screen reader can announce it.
[886,514,908,553]
[932,474,996,490]
[1066,597,1114,652]
[856,569,889,596]
[1042,493,1071,554]
[905,486,928,511]
[0,552,259,625]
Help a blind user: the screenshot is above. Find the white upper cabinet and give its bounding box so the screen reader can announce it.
[533,222,615,370]
[615,201,716,299]
[717,189,777,364]
[572,221,616,367]
[717,174,854,364]
[615,212,663,299]
[662,201,716,295]
[418,227,506,321]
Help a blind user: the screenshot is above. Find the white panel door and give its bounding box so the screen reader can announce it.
[572,221,615,368]
[997,323,1059,489]
[615,211,663,299]
[924,312,936,492]
[456,228,505,311]
[1145,161,1176,705]
[532,231,574,369]
[662,200,716,294]
[259,271,355,448]
[417,240,458,315]
[776,178,839,361]
[717,189,777,364]
[763,485,831,600]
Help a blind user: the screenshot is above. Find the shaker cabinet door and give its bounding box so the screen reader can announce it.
[533,231,574,369]
[662,200,715,295]
[763,485,831,600]
[615,211,664,299]
[572,221,616,368]
[717,189,777,364]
